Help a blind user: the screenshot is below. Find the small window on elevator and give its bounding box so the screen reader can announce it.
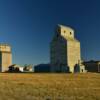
[64,30,66,33]
[70,32,72,35]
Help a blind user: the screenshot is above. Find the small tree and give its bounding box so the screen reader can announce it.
[15,67,20,72]
[8,64,16,72]
[8,64,21,73]
[23,64,33,72]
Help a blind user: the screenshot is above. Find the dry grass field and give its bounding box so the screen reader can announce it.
[0,73,100,100]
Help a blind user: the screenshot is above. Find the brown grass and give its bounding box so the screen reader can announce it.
[0,73,100,100]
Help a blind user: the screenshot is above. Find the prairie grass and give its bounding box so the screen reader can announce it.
[0,73,100,100]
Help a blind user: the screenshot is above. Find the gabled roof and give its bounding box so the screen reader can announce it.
[58,24,74,31]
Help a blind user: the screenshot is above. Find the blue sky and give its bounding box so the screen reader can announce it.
[0,0,100,65]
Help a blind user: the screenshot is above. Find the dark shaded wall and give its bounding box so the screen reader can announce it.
[34,64,51,72]
[83,61,100,72]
